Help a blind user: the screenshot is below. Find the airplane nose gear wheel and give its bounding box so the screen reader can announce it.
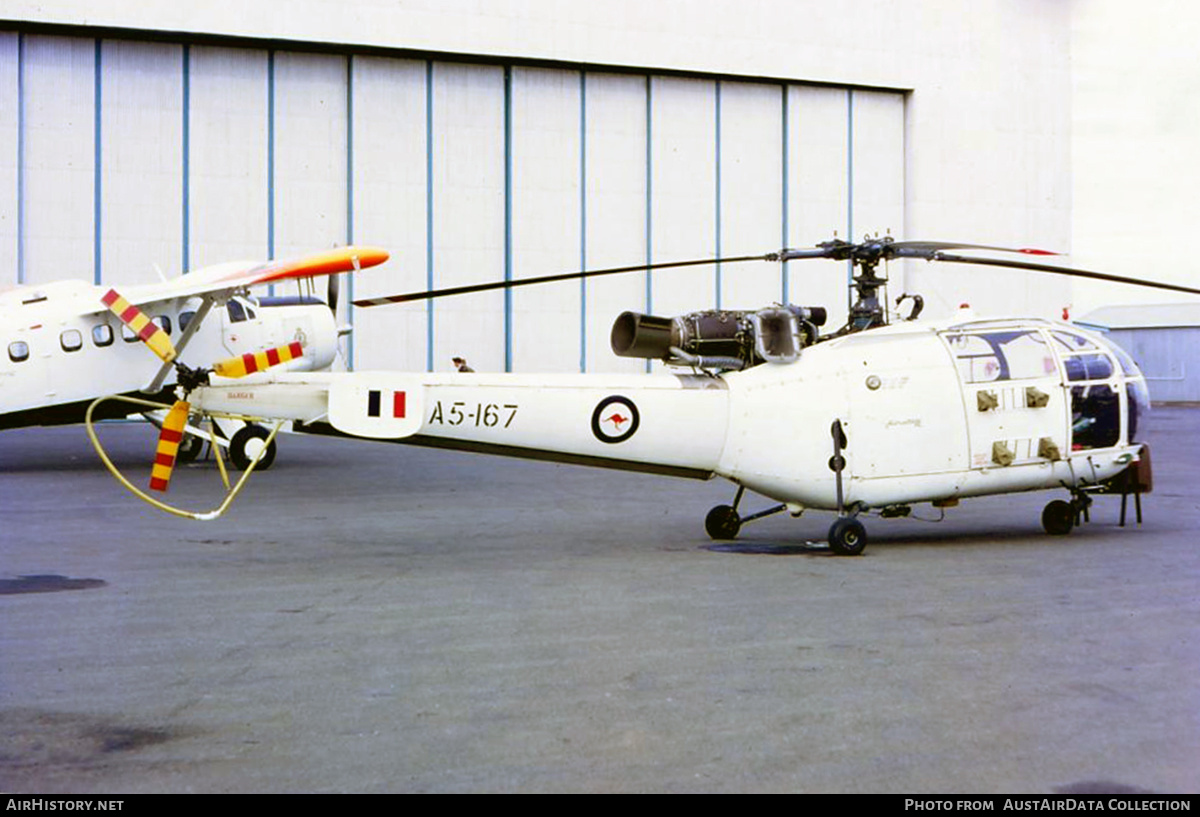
[230,424,277,471]
[705,505,742,540]
[828,517,868,556]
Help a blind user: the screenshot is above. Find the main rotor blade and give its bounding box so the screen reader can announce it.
[352,253,774,307]
[889,241,1059,258]
[931,252,1200,297]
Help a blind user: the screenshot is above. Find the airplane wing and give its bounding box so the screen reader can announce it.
[111,246,389,309]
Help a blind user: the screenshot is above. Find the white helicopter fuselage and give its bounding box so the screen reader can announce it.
[0,278,339,430]
[190,314,1148,514]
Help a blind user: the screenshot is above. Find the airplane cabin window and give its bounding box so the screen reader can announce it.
[8,341,30,363]
[121,324,139,342]
[92,324,114,347]
[179,311,195,332]
[153,315,172,335]
[60,329,83,352]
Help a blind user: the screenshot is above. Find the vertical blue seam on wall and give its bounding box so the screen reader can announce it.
[181,44,190,274]
[644,75,652,373]
[579,71,587,373]
[267,50,276,294]
[425,60,434,373]
[714,80,722,309]
[345,54,354,369]
[16,33,24,285]
[93,40,102,286]
[846,88,854,306]
[781,83,789,303]
[503,65,513,373]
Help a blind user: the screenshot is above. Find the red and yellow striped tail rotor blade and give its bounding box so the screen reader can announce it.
[212,341,305,379]
[149,400,191,493]
[100,289,177,364]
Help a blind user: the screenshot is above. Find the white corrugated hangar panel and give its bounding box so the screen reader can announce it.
[849,90,906,314]
[649,76,717,322]
[1,25,908,372]
[273,52,347,260]
[582,73,647,375]
[718,80,783,311]
[272,51,349,366]
[786,85,850,328]
[510,67,581,374]
[100,40,183,287]
[187,46,269,270]
[21,35,95,287]
[350,57,429,374]
[0,33,17,283]
[430,62,506,374]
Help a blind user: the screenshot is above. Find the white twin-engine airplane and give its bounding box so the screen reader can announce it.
[2,246,388,467]
[159,236,1183,556]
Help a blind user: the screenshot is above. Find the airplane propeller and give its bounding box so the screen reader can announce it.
[101,289,311,492]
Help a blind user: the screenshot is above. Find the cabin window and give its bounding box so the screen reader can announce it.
[1071,384,1120,450]
[949,330,1055,383]
[121,324,139,342]
[92,324,114,347]
[179,310,195,332]
[60,329,83,352]
[8,341,29,363]
[154,315,172,335]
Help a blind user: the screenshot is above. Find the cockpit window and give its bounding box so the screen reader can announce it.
[1051,331,1097,352]
[1109,342,1143,377]
[227,301,247,323]
[1063,353,1114,382]
[1072,384,1120,450]
[948,330,1055,383]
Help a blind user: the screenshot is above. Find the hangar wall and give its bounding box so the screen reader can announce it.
[0,2,1074,373]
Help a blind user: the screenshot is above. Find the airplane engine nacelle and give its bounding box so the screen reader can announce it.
[611,306,825,370]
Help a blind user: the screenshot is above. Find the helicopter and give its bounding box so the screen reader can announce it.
[89,236,1195,554]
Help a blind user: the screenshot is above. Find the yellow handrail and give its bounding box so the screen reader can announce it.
[85,394,283,521]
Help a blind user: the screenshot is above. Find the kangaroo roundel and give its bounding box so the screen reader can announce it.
[591,395,640,444]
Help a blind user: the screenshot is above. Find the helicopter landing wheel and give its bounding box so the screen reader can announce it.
[828,517,868,556]
[1041,499,1075,536]
[229,425,277,471]
[705,505,742,540]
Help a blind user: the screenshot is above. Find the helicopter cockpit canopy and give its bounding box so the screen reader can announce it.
[942,321,1149,450]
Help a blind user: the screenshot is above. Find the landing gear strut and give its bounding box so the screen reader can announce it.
[703,486,787,540]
